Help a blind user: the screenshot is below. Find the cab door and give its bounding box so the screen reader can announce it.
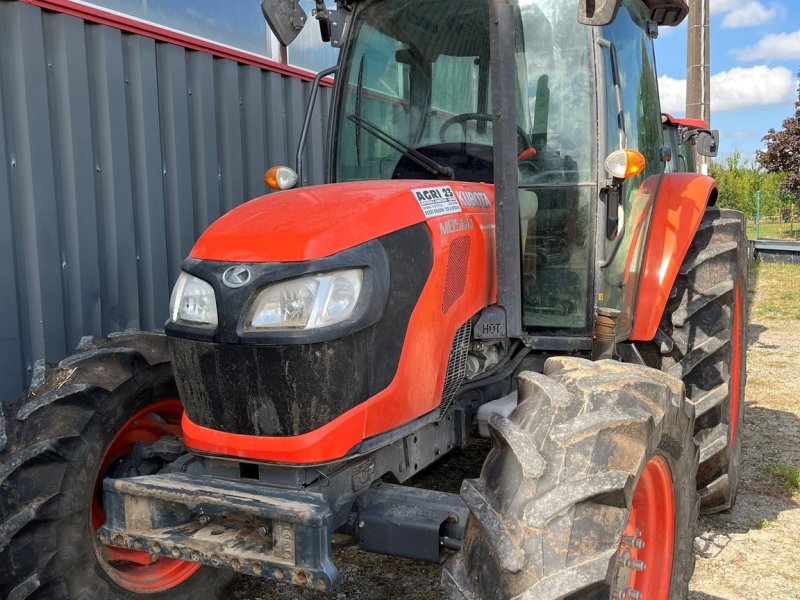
[598,0,665,337]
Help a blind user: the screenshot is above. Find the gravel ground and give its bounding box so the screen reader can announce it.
[232,262,800,599]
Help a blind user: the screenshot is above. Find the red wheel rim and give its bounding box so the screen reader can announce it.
[730,281,743,447]
[616,455,675,600]
[92,398,201,593]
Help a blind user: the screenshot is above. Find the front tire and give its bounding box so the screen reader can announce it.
[0,331,231,599]
[442,357,698,599]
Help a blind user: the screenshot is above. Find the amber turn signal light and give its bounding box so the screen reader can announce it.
[264,166,298,191]
[605,149,646,180]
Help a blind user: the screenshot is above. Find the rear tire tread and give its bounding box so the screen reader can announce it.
[672,280,735,327]
[642,208,747,514]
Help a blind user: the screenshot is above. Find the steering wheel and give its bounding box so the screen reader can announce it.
[519,169,581,184]
[518,150,580,182]
[439,113,531,152]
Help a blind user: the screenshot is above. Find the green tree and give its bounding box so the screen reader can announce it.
[756,70,800,196]
[711,151,789,219]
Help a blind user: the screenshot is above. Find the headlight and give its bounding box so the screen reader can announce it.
[243,269,363,331]
[169,272,218,327]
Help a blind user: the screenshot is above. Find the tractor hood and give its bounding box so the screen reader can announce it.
[190,180,494,263]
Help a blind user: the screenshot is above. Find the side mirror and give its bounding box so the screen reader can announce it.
[261,0,307,47]
[695,130,719,158]
[578,0,622,26]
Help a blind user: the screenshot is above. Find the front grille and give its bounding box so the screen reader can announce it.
[438,320,471,417]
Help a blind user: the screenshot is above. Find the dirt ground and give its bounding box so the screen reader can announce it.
[690,262,800,599]
[232,261,800,600]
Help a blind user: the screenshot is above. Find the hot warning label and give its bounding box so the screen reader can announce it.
[411,186,461,218]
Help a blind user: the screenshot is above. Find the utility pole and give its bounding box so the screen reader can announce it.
[686,0,711,174]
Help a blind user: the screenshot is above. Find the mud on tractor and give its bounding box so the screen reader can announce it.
[0,0,747,599]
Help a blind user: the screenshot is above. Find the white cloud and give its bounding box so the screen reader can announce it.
[722,2,777,28]
[733,30,800,61]
[713,66,795,110]
[710,0,739,13]
[658,76,686,115]
[659,66,795,114]
[709,0,777,28]
[656,20,686,38]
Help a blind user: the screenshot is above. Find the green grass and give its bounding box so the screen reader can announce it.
[747,221,800,241]
[750,262,800,321]
[769,463,800,491]
[758,518,776,529]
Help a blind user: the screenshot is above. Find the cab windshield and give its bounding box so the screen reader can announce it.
[333,0,595,187]
[333,0,596,334]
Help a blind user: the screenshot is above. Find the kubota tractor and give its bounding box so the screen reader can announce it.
[0,1,747,599]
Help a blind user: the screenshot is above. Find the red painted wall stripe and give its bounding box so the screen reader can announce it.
[19,0,334,87]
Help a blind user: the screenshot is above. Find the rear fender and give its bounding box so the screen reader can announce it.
[629,173,717,341]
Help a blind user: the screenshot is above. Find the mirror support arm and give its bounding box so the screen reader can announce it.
[297,65,339,187]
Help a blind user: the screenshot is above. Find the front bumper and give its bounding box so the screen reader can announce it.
[98,473,338,591]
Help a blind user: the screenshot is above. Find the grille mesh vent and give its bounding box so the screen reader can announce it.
[438,320,472,417]
[441,236,471,314]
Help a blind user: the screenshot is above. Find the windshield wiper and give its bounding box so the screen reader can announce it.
[355,56,364,167]
[347,114,454,179]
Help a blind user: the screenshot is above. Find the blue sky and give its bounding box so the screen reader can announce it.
[655,0,799,162]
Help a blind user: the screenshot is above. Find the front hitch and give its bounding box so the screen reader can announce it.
[99,473,339,591]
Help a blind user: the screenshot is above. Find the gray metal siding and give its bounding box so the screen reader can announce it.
[0,1,333,400]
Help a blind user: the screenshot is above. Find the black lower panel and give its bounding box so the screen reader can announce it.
[170,225,433,437]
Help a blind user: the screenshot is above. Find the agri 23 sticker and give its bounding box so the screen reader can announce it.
[411,186,461,218]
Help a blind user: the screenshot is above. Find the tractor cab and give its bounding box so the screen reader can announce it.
[272,0,678,345]
[333,0,595,334]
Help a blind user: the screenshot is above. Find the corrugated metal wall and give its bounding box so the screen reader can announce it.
[0,0,333,400]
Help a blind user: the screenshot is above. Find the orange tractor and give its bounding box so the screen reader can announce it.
[0,1,746,598]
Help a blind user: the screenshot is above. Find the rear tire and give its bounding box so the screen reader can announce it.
[442,357,698,599]
[0,331,231,599]
[642,208,747,513]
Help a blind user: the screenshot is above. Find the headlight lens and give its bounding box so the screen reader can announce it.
[244,269,363,331]
[169,272,218,327]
